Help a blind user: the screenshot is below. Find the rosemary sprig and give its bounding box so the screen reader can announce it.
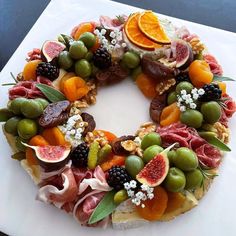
[116,15,126,24]
[2,83,17,86]
[10,72,18,83]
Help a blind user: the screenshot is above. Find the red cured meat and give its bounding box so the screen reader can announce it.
[27,48,41,61]
[157,122,222,168]
[99,15,127,30]
[8,77,52,100]
[203,54,223,76]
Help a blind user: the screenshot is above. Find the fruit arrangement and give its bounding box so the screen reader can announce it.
[1,10,236,229]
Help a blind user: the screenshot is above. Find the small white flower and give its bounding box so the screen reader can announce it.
[190,103,197,109]
[198,88,205,95]
[101,28,107,35]
[94,29,99,35]
[191,88,198,94]
[121,43,127,48]
[114,44,121,49]
[109,31,116,38]
[141,184,149,192]
[127,190,135,197]
[192,93,199,100]
[141,204,145,208]
[185,97,193,104]
[180,106,186,112]
[130,180,137,188]
[141,194,147,201]
[147,187,154,193]
[136,191,144,199]
[182,94,187,100]
[124,182,130,190]
[111,39,117,45]
[108,45,114,51]
[181,90,187,96]
[113,28,119,34]
[132,198,141,206]
[147,193,154,200]
[178,97,183,103]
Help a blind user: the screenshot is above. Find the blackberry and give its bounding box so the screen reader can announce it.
[199,84,222,102]
[70,143,89,168]
[175,73,191,83]
[36,62,59,81]
[93,47,112,69]
[107,166,132,191]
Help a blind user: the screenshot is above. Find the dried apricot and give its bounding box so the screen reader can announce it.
[189,60,213,88]
[42,127,68,146]
[164,191,186,213]
[59,72,76,91]
[160,102,181,126]
[73,22,95,40]
[136,186,168,221]
[217,82,226,95]
[136,73,157,99]
[22,60,42,81]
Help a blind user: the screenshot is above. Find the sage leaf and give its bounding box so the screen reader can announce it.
[36,84,66,103]
[88,190,117,224]
[203,135,231,152]
[213,75,235,82]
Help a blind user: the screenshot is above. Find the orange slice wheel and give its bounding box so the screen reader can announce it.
[138,11,171,44]
[124,13,161,51]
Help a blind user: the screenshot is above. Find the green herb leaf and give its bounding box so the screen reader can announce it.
[36,84,66,103]
[2,83,17,86]
[10,72,18,83]
[213,75,235,82]
[88,190,117,224]
[203,135,231,152]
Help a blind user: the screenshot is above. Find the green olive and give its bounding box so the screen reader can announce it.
[75,59,92,78]
[114,189,128,204]
[4,116,22,135]
[174,147,198,171]
[180,109,203,128]
[176,82,194,94]
[84,51,93,61]
[185,169,203,190]
[125,155,144,178]
[143,145,164,163]
[167,91,177,105]
[0,108,14,122]
[79,32,96,49]
[167,150,177,165]
[58,51,74,70]
[164,167,186,192]
[8,98,27,115]
[200,101,221,124]
[131,66,142,81]
[17,119,38,139]
[141,132,162,150]
[69,41,88,60]
[34,98,49,109]
[122,51,140,69]
[21,99,44,119]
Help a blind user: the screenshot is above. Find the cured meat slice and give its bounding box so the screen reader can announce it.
[99,15,127,30]
[204,54,223,76]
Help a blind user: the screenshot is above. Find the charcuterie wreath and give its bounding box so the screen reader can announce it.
[1,11,236,229]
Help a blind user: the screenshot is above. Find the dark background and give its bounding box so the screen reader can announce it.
[0,0,235,235]
[0,0,236,71]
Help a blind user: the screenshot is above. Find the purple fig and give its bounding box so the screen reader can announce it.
[41,40,66,62]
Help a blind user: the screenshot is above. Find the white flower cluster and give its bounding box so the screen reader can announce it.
[124,180,154,208]
[59,114,84,147]
[177,88,205,112]
[94,28,126,52]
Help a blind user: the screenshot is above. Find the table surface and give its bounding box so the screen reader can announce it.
[0,0,236,71]
[0,0,236,235]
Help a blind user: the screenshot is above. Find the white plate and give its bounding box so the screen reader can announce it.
[0,0,236,235]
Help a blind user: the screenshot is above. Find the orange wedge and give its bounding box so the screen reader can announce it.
[124,13,161,51]
[138,10,171,44]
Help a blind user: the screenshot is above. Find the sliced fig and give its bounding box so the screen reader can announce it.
[173,39,193,69]
[42,40,66,62]
[149,94,167,123]
[141,56,177,81]
[23,143,70,171]
[136,143,176,187]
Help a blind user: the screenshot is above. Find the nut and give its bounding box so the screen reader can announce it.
[85,130,108,147]
[136,122,157,139]
[121,140,137,152]
[155,78,176,95]
[189,37,205,54]
[213,122,230,144]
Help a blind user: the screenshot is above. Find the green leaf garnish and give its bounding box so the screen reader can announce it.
[10,72,18,83]
[2,83,17,86]
[36,84,66,103]
[88,190,118,225]
[199,132,231,152]
[213,75,235,82]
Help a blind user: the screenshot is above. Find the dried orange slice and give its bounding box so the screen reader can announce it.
[138,11,170,44]
[124,13,161,51]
